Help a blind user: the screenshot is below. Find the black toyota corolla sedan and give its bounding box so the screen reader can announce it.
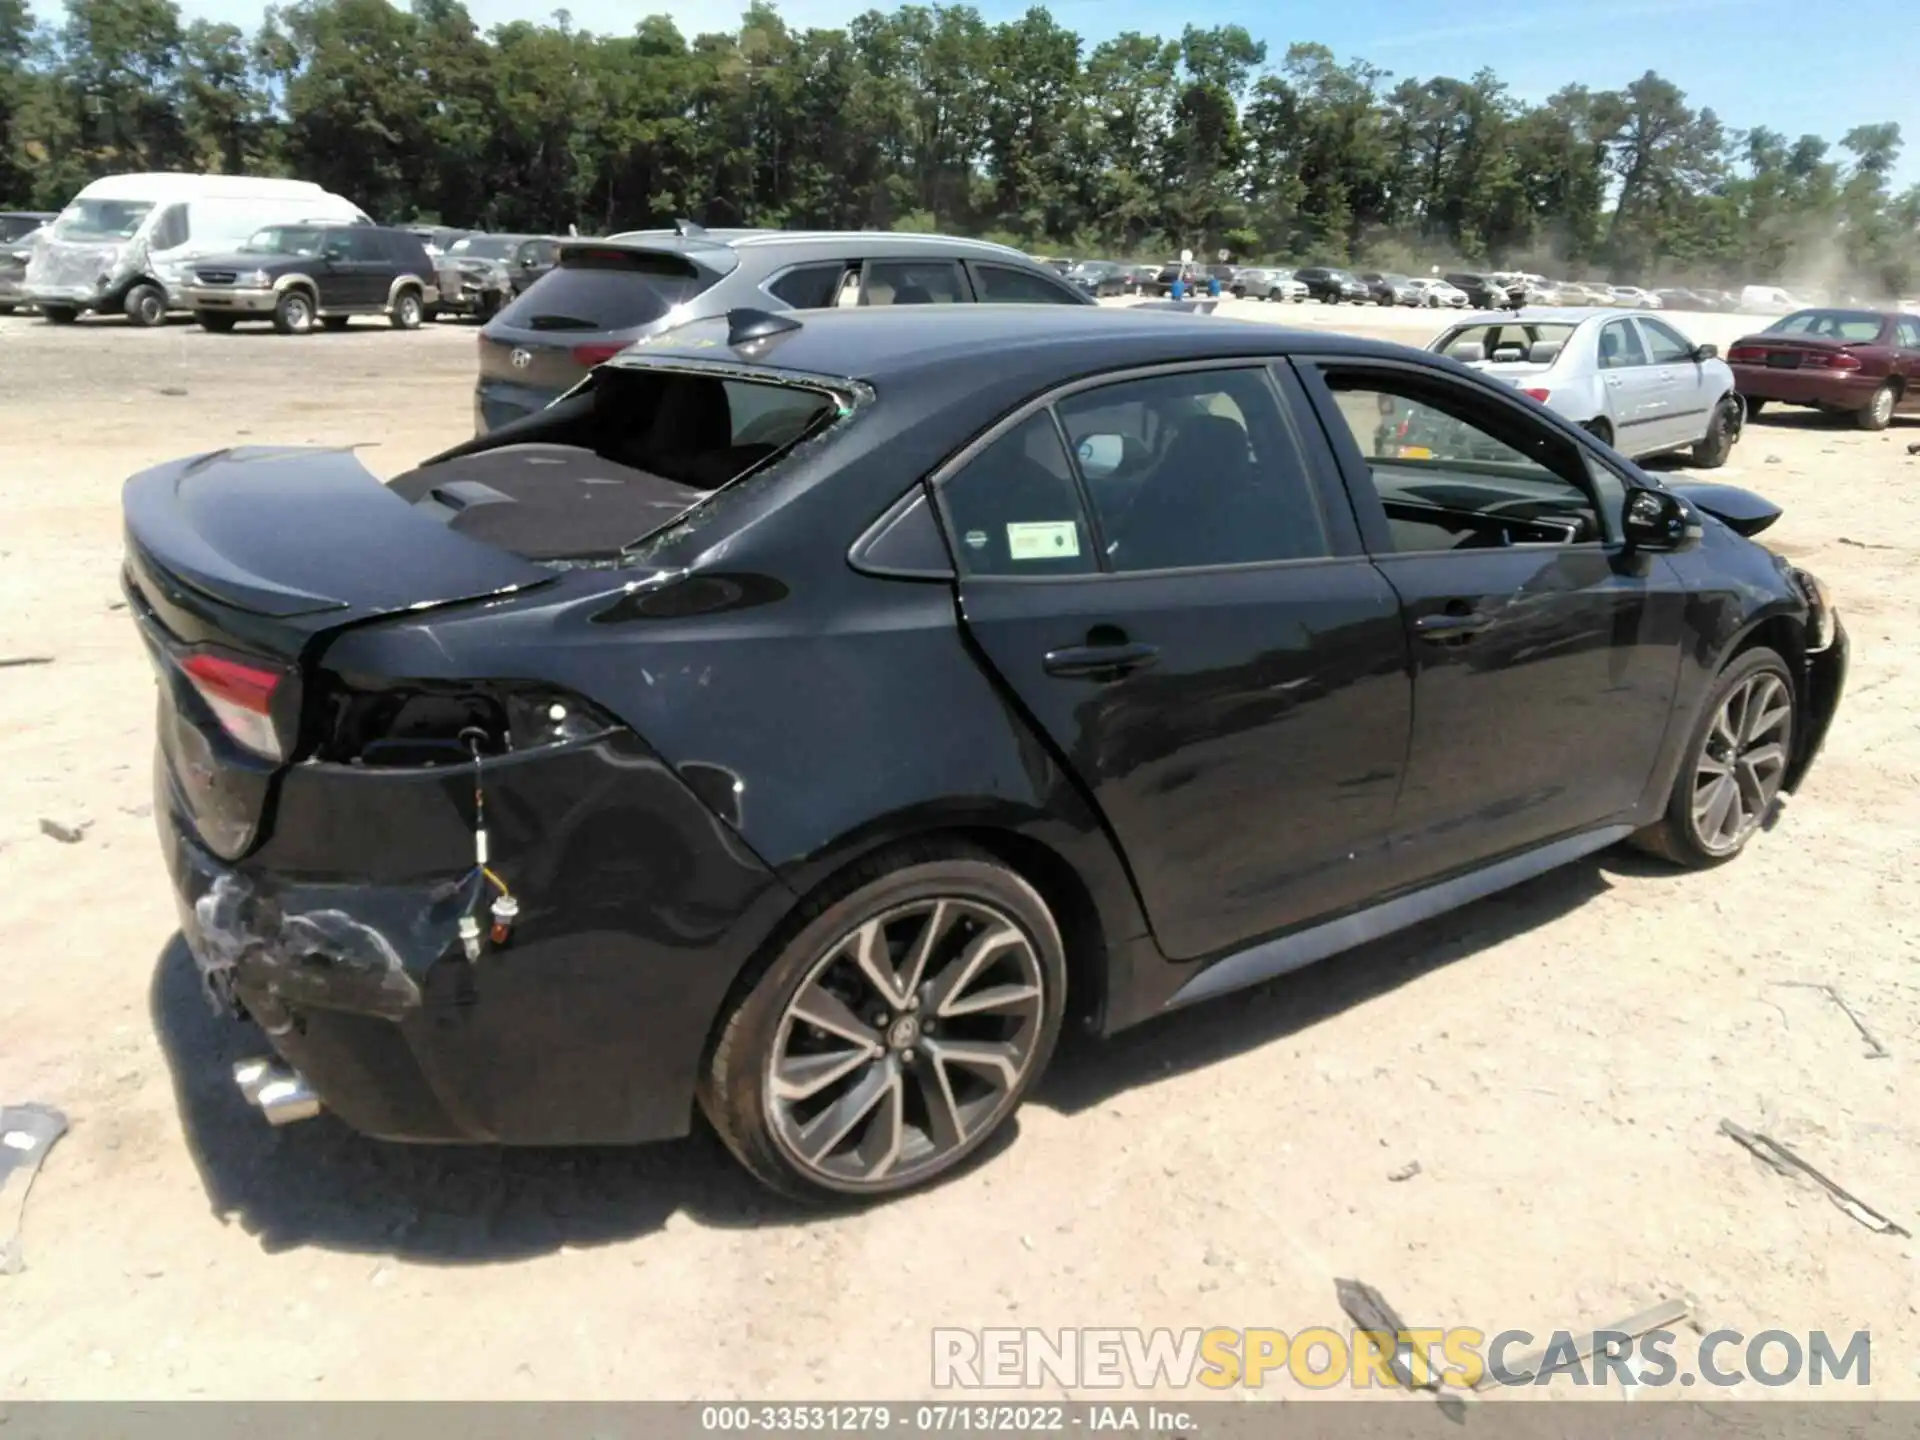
[123,305,1846,1200]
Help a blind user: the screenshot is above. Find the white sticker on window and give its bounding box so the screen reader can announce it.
[1006,521,1080,560]
[964,529,989,550]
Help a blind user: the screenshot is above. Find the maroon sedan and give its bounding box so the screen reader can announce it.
[1729,308,1920,430]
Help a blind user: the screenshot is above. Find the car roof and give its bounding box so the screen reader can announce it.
[607,303,1414,384]
[596,228,1033,262]
[1448,306,1662,325]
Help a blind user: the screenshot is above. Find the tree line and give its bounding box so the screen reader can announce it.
[2,0,1916,292]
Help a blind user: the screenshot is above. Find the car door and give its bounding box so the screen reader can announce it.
[1894,317,1920,410]
[940,361,1413,962]
[320,227,387,308]
[1293,354,1688,888]
[1635,315,1713,451]
[1595,317,1662,452]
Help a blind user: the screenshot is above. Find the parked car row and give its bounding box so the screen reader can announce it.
[0,209,55,314]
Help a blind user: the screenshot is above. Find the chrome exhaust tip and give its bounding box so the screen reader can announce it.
[231,1056,322,1125]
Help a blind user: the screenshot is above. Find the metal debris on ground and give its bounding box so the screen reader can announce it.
[1335,1277,1431,1392]
[1719,1118,1909,1237]
[0,1104,70,1275]
[1473,1299,1689,1390]
[1387,1160,1422,1182]
[38,818,88,844]
[1772,980,1890,1058]
[0,656,54,668]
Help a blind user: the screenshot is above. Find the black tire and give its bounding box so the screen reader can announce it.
[271,288,315,335]
[1631,646,1795,868]
[1856,383,1897,432]
[194,312,237,333]
[123,282,167,327]
[700,842,1067,1203]
[1581,416,1615,448]
[0,303,14,316]
[1741,396,1765,419]
[1690,398,1736,469]
[41,305,78,325]
[390,287,424,330]
[321,314,351,332]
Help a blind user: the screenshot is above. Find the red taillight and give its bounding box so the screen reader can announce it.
[571,342,625,367]
[1520,387,1551,402]
[1820,350,1863,371]
[1728,345,1764,363]
[181,653,285,760]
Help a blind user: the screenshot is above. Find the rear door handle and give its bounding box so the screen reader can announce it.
[1414,610,1493,641]
[1043,641,1161,679]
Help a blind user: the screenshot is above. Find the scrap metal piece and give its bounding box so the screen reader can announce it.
[1335,1277,1428,1392]
[0,1104,70,1275]
[1772,981,1889,1058]
[1720,1118,1910,1236]
[1474,1299,1689,1391]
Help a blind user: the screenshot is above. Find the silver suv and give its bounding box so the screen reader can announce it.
[474,225,1095,434]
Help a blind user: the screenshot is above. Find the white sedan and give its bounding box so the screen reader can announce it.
[1428,307,1743,466]
[1406,278,1468,308]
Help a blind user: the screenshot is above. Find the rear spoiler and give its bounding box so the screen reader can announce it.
[555,238,739,278]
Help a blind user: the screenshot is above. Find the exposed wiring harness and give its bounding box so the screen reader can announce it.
[456,728,519,959]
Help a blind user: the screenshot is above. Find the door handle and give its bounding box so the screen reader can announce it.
[1414,610,1493,641]
[1043,640,1160,679]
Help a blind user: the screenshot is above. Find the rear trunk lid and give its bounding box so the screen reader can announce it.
[124,446,556,857]
[1728,335,1865,370]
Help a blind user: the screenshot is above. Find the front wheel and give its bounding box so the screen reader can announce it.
[700,845,1066,1202]
[1857,384,1897,431]
[123,282,167,327]
[1631,647,1794,867]
[272,289,315,335]
[1691,398,1737,468]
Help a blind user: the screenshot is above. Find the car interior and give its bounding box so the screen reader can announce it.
[1321,369,1602,552]
[391,367,839,560]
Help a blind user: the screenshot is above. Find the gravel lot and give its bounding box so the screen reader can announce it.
[1,300,1917,1402]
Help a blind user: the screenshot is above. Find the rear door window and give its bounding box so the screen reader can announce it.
[337,228,386,262]
[862,260,966,305]
[939,415,1096,577]
[969,263,1082,304]
[494,252,717,333]
[1599,319,1648,368]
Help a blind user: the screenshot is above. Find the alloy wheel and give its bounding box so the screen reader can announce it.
[1870,386,1895,428]
[1691,670,1792,856]
[765,897,1047,1191]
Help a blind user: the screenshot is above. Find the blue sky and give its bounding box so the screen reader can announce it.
[139,0,1920,187]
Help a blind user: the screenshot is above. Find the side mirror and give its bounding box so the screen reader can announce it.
[1693,342,1718,361]
[1622,487,1702,554]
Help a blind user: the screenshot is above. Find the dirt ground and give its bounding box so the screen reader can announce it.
[2,299,1917,1403]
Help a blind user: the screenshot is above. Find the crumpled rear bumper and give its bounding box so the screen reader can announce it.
[156,727,792,1146]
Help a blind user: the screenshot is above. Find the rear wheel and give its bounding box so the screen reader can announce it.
[123,282,167,327]
[195,312,237,333]
[1632,647,1794,867]
[272,289,314,335]
[390,288,423,330]
[1857,383,1897,431]
[1690,397,1737,469]
[700,844,1066,1202]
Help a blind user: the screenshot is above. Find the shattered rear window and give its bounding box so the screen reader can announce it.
[391,366,850,563]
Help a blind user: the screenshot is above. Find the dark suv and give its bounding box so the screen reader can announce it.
[474,226,1093,433]
[1444,271,1514,308]
[1294,266,1370,304]
[184,223,439,335]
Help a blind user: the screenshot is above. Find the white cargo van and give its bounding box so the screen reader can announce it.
[1738,284,1800,315]
[24,172,371,325]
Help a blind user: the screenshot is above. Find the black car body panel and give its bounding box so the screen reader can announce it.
[125,305,1846,1149]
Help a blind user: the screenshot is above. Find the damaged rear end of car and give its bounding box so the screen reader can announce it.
[125,352,857,1145]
